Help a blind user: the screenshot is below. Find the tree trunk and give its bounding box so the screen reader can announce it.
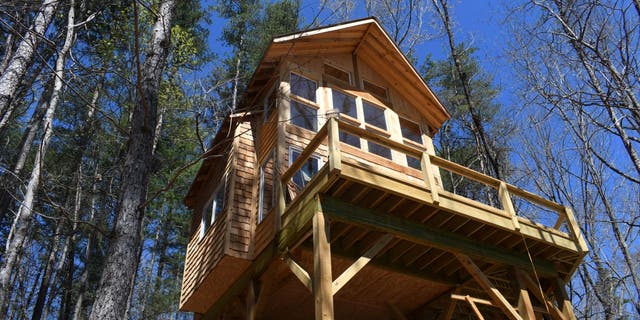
[31,220,65,320]
[88,1,175,319]
[0,0,77,313]
[0,0,59,125]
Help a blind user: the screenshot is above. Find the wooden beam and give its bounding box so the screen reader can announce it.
[553,278,577,320]
[387,303,408,320]
[515,270,546,305]
[563,207,588,253]
[421,151,440,205]
[499,182,520,231]
[284,255,312,292]
[439,299,456,320]
[313,206,334,320]
[465,295,486,320]
[327,116,341,173]
[455,254,523,320]
[332,234,393,295]
[320,196,558,276]
[514,270,536,320]
[245,279,258,320]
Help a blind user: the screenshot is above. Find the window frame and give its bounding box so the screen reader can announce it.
[258,151,275,224]
[200,174,227,240]
[288,146,323,190]
[288,72,320,132]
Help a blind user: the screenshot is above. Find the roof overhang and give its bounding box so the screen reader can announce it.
[240,17,450,133]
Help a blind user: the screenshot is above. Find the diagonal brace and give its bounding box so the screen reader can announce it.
[285,254,312,292]
[332,234,393,295]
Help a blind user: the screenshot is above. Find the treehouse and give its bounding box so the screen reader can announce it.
[180,18,587,320]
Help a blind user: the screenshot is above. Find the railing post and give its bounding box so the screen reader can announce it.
[327,115,341,173]
[421,152,439,205]
[563,206,588,252]
[499,182,520,231]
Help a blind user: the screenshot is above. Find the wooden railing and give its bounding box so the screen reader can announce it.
[279,117,587,252]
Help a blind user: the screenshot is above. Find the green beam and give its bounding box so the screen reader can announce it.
[319,196,558,277]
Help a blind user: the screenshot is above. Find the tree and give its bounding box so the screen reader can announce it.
[88,1,177,318]
[0,0,59,131]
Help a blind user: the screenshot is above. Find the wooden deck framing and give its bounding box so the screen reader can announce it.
[198,117,586,319]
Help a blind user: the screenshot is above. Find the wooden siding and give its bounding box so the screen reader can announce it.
[228,122,257,257]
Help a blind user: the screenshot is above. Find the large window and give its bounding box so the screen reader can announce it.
[332,90,357,119]
[258,152,275,223]
[290,100,318,131]
[289,72,318,131]
[400,118,422,144]
[363,101,387,131]
[200,175,227,239]
[289,148,321,190]
[290,73,316,102]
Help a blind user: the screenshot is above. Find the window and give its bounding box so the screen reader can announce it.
[200,176,227,239]
[407,156,422,170]
[363,101,387,131]
[258,152,275,223]
[290,100,318,131]
[264,84,278,121]
[368,141,392,159]
[332,90,357,119]
[290,73,316,102]
[363,80,388,100]
[400,118,422,144]
[289,148,321,190]
[339,132,360,148]
[324,64,351,84]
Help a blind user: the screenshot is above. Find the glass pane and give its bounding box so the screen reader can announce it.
[407,155,421,170]
[332,90,357,118]
[339,132,360,148]
[368,141,391,159]
[259,155,275,223]
[363,80,388,100]
[290,101,317,131]
[212,180,226,221]
[290,73,316,102]
[291,150,320,189]
[400,118,422,144]
[363,101,387,130]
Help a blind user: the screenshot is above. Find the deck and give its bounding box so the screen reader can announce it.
[201,116,587,319]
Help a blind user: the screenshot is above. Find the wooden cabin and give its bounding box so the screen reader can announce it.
[180,18,587,320]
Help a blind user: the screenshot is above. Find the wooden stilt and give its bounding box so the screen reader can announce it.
[245,280,258,320]
[313,206,334,320]
[465,295,485,320]
[515,270,536,320]
[439,299,456,320]
[553,278,577,320]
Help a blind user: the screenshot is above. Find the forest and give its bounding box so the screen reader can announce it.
[0,0,638,319]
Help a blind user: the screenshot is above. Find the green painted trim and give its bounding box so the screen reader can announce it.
[319,196,558,277]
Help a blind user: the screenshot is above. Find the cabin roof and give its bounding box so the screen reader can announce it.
[186,18,452,207]
[239,17,450,132]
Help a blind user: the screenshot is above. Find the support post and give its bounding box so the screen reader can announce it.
[515,270,536,320]
[245,280,258,320]
[465,295,485,320]
[327,115,341,173]
[313,203,334,320]
[421,152,440,205]
[499,182,520,231]
[553,278,577,320]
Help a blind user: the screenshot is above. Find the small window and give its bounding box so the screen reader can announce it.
[368,141,392,160]
[258,152,275,223]
[289,148,321,190]
[332,90,357,119]
[363,80,388,100]
[363,101,387,131]
[264,84,278,121]
[200,176,227,239]
[400,118,422,144]
[325,64,351,84]
[339,132,360,148]
[290,101,318,131]
[407,155,421,170]
[290,73,316,102]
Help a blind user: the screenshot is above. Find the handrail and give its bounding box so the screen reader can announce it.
[279,118,583,245]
